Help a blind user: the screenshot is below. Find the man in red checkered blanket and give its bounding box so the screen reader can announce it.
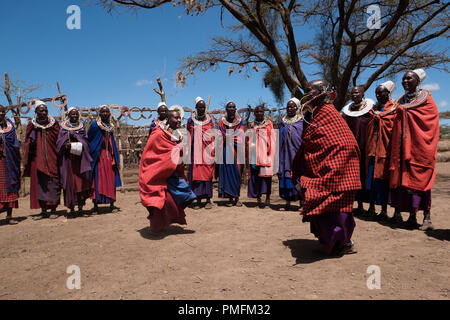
[292,80,361,256]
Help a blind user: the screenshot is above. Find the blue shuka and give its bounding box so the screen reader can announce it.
[278,116,303,201]
[87,120,122,203]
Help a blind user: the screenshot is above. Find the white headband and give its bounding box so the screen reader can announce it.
[380,80,395,93]
[195,96,204,105]
[288,97,301,109]
[412,68,426,83]
[35,100,46,108]
[157,102,167,108]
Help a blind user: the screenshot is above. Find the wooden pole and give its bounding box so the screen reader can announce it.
[153,77,166,104]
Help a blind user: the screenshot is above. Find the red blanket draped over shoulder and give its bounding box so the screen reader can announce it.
[139,126,184,209]
[298,104,361,192]
[23,120,60,178]
[247,119,275,177]
[187,117,215,181]
[365,99,397,181]
[389,90,439,191]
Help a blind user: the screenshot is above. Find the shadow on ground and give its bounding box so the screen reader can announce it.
[0,215,28,226]
[282,239,343,264]
[354,210,422,231]
[425,229,450,241]
[138,226,195,240]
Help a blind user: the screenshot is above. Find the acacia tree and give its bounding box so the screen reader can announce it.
[100,0,449,108]
[1,73,45,127]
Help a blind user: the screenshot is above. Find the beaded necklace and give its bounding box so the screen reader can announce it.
[97,118,114,132]
[163,127,182,142]
[192,112,211,126]
[282,114,302,124]
[0,119,13,134]
[398,90,429,109]
[31,116,55,130]
[61,120,83,131]
[252,119,267,129]
[221,115,242,127]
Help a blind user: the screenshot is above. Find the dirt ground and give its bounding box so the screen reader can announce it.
[0,163,449,300]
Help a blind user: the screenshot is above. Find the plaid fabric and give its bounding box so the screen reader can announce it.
[300,104,361,192]
[0,153,19,203]
[301,189,356,216]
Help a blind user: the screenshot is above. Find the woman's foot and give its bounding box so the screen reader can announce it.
[233,198,242,207]
[204,203,213,209]
[110,204,120,213]
[419,219,434,231]
[257,197,264,208]
[281,201,292,211]
[91,206,99,215]
[192,200,201,210]
[265,197,271,207]
[340,241,358,255]
[33,213,45,220]
[48,210,58,219]
[6,216,18,225]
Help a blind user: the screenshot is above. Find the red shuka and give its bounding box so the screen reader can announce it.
[389,90,439,191]
[365,99,397,181]
[23,120,60,178]
[247,119,276,177]
[299,104,361,193]
[139,126,184,210]
[187,117,215,181]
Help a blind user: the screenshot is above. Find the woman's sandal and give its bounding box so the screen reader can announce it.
[110,205,120,213]
[6,217,18,225]
[419,220,434,231]
[339,241,358,255]
[204,202,213,209]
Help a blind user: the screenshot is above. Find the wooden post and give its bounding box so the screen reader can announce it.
[153,77,166,104]
[56,82,67,119]
[114,117,124,192]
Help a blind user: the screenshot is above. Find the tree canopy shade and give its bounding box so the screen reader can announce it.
[99,0,449,108]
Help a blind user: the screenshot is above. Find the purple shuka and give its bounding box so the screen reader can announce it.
[389,188,432,213]
[278,117,303,201]
[1,119,21,194]
[56,122,92,208]
[303,211,355,248]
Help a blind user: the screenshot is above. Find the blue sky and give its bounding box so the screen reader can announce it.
[1,0,449,125]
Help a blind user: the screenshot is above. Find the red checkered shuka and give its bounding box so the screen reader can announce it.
[300,103,362,193]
